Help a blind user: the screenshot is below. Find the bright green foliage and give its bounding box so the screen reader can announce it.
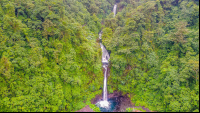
[101,0,199,112]
[126,107,133,112]
[0,0,104,112]
[0,0,199,112]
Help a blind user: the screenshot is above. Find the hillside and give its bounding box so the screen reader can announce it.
[0,0,199,112]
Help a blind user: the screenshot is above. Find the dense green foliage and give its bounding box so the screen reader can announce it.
[102,0,199,112]
[0,0,199,112]
[0,0,107,111]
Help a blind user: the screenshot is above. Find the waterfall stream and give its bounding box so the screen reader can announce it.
[99,31,109,102]
[95,4,118,111]
[96,31,110,108]
[113,4,117,17]
[103,65,108,101]
[100,3,117,101]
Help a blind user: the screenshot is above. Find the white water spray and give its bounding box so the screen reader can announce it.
[96,100,110,108]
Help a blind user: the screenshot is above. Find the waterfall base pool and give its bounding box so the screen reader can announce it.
[95,98,118,112]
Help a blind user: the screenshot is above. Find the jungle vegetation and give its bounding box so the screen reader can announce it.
[0,0,199,112]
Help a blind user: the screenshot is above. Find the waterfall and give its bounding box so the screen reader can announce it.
[113,4,117,17]
[103,65,108,101]
[95,3,119,111]
[99,31,102,40]
[98,31,109,102]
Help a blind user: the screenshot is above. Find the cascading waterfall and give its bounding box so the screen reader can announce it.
[113,4,117,17]
[96,31,110,108]
[95,4,118,112]
[99,32,109,102]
